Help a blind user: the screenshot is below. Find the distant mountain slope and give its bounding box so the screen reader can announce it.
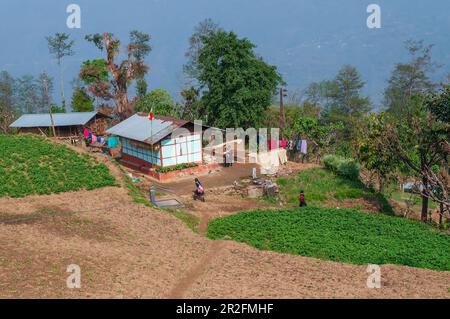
[1,0,449,109]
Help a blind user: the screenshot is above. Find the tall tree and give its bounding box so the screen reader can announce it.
[384,40,438,116]
[36,72,55,112]
[15,75,38,114]
[136,79,148,98]
[46,33,75,112]
[81,31,151,119]
[325,65,371,117]
[0,71,17,133]
[304,80,336,111]
[196,31,282,128]
[184,18,222,84]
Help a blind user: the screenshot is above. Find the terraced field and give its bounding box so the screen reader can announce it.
[0,135,116,197]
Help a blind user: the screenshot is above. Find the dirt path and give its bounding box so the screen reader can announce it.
[167,240,226,298]
[198,212,211,235]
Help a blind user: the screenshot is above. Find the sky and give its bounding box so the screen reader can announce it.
[1,0,449,109]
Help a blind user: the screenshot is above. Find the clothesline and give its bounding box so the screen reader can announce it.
[83,128,106,145]
[267,138,308,154]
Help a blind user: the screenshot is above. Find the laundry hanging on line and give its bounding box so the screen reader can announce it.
[108,136,119,148]
[83,127,106,145]
[295,139,308,154]
[300,140,307,154]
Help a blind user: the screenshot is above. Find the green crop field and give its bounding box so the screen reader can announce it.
[0,135,116,197]
[207,207,450,271]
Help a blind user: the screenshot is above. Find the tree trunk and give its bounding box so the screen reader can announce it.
[378,175,384,193]
[116,90,129,120]
[439,203,443,226]
[421,175,429,222]
[59,61,66,112]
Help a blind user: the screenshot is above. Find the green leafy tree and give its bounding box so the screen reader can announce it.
[283,114,343,163]
[323,65,371,122]
[80,59,109,85]
[136,79,148,98]
[318,65,371,145]
[360,96,449,222]
[196,31,282,128]
[358,113,399,192]
[180,86,203,121]
[71,87,94,112]
[384,40,438,117]
[134,88,175,116]
[426,85,450,123]
[15,75,38,114]
[304,80,336,111]
[51,104,65,113]
[46,33,75,112]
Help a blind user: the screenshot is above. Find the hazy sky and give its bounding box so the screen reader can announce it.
[1,0,449,108]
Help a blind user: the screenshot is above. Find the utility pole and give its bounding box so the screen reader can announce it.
[43,76,57,137]
[279,87,287,138]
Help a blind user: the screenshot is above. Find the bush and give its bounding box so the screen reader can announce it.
[323,155,360,180]
[154,163,198,173]
[334,141,354,158]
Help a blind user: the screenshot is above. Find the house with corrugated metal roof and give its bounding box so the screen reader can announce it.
[9,111,110,137]
[106,113,205,171]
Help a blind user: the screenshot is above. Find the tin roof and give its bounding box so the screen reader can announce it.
[9,112,100,128]
[106,114,190,144]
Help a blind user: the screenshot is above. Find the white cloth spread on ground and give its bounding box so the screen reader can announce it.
[251,149,287,175]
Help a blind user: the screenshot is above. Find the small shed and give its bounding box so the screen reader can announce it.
[9,112,110,137]
[106,113,204,170]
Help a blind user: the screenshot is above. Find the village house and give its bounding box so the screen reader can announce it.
[9,111,111,137]
[106,113,216,178]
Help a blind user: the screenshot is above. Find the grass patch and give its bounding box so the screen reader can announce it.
[276,168,394,214]
[0,135,115,197]
[389,191,437,209]
[207,207,450,271]
[165,208,199,233]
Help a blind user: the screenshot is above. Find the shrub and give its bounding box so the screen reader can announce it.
[154,163,198,173]
[323,154,360,180]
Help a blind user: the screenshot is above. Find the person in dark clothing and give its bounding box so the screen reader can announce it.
[299,190,307,207]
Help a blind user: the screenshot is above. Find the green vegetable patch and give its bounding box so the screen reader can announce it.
[0,135,116,197]
[207,207,450,271]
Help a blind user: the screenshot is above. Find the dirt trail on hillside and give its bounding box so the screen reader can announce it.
[0,185,449,298]
[167,240,227,298]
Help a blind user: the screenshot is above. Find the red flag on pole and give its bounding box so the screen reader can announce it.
[148,110,153,121]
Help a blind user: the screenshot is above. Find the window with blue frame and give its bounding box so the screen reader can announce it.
[121,138,161,165]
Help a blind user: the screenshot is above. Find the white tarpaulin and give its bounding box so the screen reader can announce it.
[250,149,287,175]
